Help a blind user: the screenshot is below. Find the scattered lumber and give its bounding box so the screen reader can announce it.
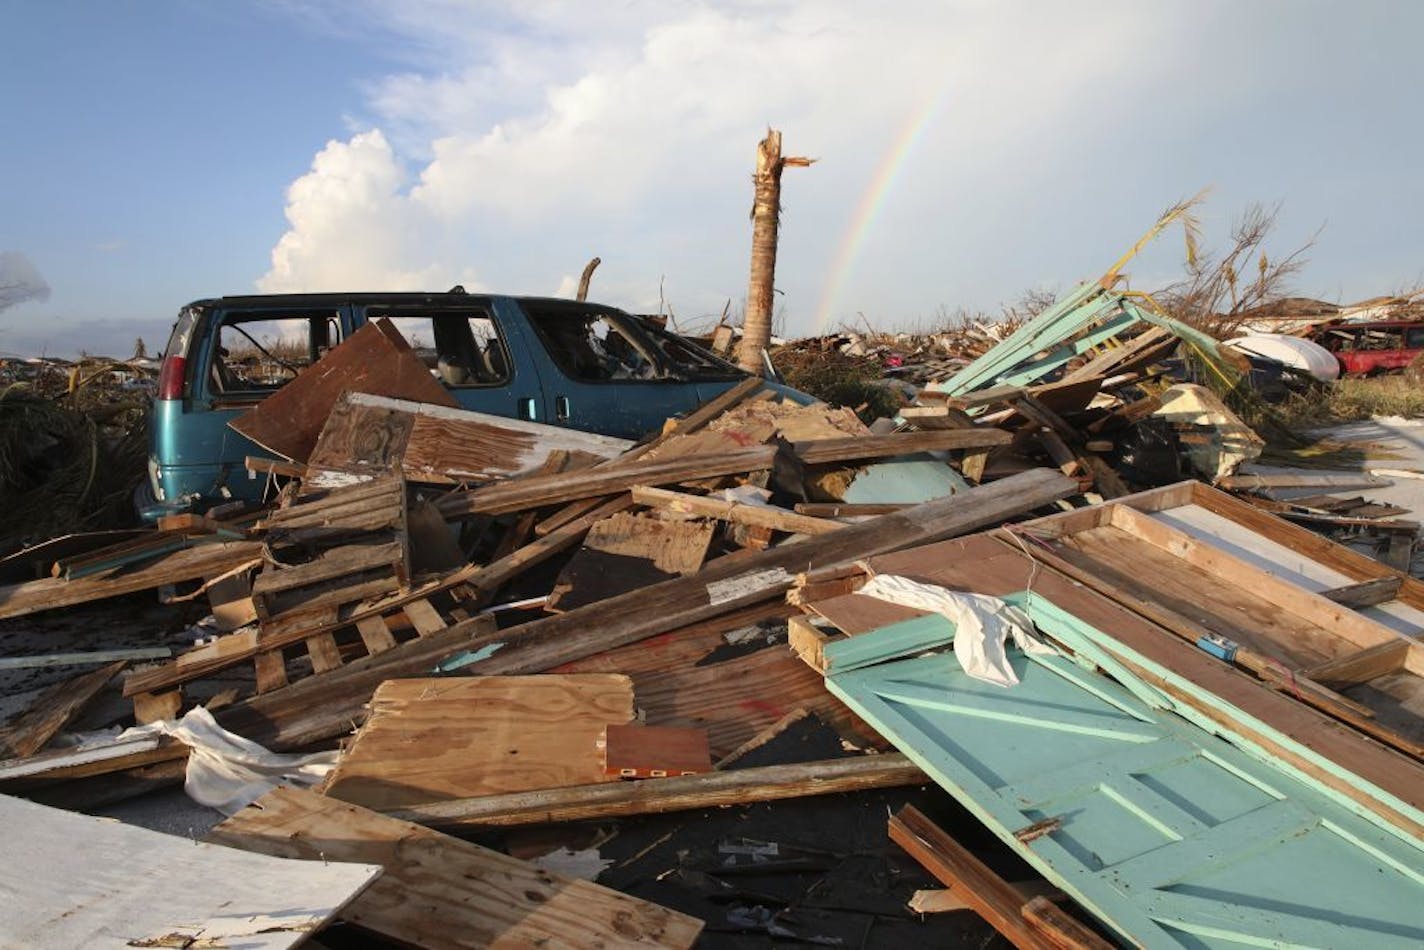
[386,753,927,828]
[634,485,843,535]
[216,469,1077,750]
[208,786,702,949]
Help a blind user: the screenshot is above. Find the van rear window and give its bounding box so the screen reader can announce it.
[211,310,341,394]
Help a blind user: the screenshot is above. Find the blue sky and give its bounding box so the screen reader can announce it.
[2,0,1422,357]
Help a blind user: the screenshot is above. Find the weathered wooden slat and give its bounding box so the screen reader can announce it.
[387,753,926,828]
[792,429,1012,464]
[253,649,289,693]
[401,598,447,636]
[355,615,398,655]
[436,446,779,518]
[0,541,265,620]
[0,661,125,759]
[633,485,842,535]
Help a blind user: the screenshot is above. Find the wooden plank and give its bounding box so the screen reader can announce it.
[0,648,169,671]
[253,649,289,693]
[793,429,1012,465]
[2,793,380,950]
[888,805,1056,950]
[355,615,398,655]
[214,469,1077,751]
[0,661,124,759]
[402,598,447,636]
[794,502,912,517]
[1306,640,1410,689]
[436,445,779,518]
[208,786,701,949]
[0,540,265,620]
[304,632,345,674]
[230,317,458,463]
[387,753,927,828]
[1217,473,1390,491]
[1321,576,1404,609]
[466,494,634,603]
[634,485,843,535]
[320,675,635,809]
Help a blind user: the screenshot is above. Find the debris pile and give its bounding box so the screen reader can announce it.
[1,304,1421,948]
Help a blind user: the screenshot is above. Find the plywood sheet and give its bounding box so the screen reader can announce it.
[321,675,635,808]
[209,786,701,949]
[0,793,379,949]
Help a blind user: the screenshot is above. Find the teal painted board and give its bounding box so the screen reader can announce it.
[827,605,1424,947]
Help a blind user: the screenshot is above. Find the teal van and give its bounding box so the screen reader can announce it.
[145,290,789,515]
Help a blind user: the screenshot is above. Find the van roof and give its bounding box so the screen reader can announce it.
[185,292,605,309]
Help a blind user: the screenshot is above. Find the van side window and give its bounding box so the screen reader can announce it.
[212,312,340,393]
[525,307,660,381]
[370,310,511,387]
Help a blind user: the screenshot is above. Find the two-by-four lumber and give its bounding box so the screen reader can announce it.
[632,485,842,535]
[0,661,125,759]
[436,445,779,518]
[386,753,925,828]
[888,804,1070,950]
[0,541,266,620]
[208,786,702,949]
[215,469,1077,751]
[795,503,912,518]
[791,429,1011,465]
[1319,576,1404,609]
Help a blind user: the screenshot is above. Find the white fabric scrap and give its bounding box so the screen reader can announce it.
[119,706,338,815]
[857,574,1056,687]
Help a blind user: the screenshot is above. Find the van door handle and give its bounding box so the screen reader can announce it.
[518,397,538,421]
[555,396,571,421]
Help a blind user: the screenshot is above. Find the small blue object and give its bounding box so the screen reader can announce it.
[1196,633,1238,662]
[433,641,503,673]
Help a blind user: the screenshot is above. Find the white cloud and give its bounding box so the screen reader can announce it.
[258,2,1212,328]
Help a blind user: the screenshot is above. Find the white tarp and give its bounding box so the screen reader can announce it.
[857,574,1056,687]
[120,706,338,815]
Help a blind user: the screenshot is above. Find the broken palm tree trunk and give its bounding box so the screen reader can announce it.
[739,128,814,375]
[214,468,1076,751]
[576,256,601,301]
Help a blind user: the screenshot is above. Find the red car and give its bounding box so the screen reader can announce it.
[1310,320,1424,376]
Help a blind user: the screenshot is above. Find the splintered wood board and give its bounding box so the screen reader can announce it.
[308,392,630,485]
[548,512,716,611]
[208,786,702,949]
[230,318,458,464]
[321,675,635,809]
[0,793,380,949]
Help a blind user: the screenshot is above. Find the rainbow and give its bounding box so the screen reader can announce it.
[813,85,949,333]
